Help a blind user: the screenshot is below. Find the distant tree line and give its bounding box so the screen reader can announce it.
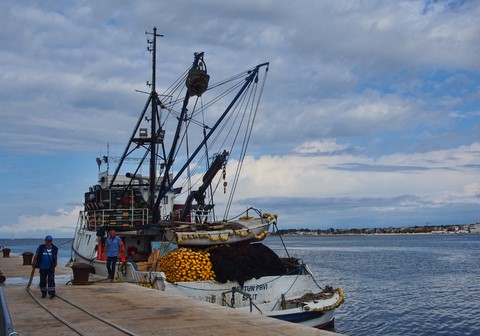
[272,224,471,235]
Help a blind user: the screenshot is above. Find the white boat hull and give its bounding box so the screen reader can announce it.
[73,227,342,329]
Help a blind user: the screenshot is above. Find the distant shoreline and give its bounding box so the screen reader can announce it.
[274,232,480,237]
[273,223,480,236]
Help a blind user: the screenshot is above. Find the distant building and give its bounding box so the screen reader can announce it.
[468,223,480,234]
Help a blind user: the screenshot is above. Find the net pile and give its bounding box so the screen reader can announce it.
[208,243,287,286]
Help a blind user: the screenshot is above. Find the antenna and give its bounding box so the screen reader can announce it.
[145,27,164,93]
[145,27,164,213]
[105,143,110,184]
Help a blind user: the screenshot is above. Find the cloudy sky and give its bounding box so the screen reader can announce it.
[1,0,480,238]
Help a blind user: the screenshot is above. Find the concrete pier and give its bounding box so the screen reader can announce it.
[0,254,340,335]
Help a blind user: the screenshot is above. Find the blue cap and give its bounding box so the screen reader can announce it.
[45,235,53,241]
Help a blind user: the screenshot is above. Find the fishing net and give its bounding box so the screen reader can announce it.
[208,242,287,286]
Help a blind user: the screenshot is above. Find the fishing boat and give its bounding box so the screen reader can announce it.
[72,27,344,329]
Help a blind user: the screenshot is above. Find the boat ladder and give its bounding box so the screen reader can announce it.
[221,288,262,314]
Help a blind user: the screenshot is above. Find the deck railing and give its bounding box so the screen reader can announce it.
[82,208,150,229]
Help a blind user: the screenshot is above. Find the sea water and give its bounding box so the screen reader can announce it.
[265,234,480,336]
[1,234,479,335]
[0,238,74,266]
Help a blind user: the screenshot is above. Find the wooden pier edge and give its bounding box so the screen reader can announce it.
[0,255,341,335]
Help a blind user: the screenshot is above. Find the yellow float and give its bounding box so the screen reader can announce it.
[157,248,216,283]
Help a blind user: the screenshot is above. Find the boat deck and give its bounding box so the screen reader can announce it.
[0,254,340,335]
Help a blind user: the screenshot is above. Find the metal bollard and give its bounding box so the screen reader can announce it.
[2,248,11,258]
[22,252,34,265]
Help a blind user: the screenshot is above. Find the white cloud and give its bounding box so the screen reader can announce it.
[1,207,80,239]
[294,139,349,154]
[232,142,480,202]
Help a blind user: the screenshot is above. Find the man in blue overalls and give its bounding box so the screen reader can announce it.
[32,235,58,298]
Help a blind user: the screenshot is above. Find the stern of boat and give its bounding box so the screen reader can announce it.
[72,212,100,263]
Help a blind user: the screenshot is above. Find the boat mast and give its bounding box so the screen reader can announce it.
[107,27,163,221]
[146,27,163,212]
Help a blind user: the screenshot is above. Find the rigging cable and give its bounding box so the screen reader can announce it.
[224,80,257,216]
[174,76,246,200]
[224,66,269,217]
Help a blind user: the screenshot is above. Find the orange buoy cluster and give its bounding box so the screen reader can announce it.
[157,248,216,282]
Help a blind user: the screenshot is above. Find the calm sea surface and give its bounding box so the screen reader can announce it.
[1,234,479,335]
[0,238,74,266]
[265,234,480,336]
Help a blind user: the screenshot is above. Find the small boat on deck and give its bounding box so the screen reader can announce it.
[72,27,343,329]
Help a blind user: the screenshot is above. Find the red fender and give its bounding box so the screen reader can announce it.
[119,241,126,262]
[97,241,106,261]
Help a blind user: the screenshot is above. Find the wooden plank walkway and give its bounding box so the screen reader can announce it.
[0,254,341,335]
